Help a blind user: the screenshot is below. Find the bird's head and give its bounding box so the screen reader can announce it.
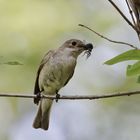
[61,39,93,58]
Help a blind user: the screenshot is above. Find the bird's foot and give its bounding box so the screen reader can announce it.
[34,92,41,105]
[55,93,60,102]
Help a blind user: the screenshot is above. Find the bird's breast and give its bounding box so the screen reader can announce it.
[39,55,76,95]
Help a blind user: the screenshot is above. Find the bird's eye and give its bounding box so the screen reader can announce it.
[71,41,77,46]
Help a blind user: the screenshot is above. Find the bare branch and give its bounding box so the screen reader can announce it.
[127,0,140,41]
[125,0,136,26]
[0,90,140,100]
[107,0,137,32]
[79,24,138,49]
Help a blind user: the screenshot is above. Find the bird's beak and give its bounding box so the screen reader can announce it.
[84,43,93,51]
[82,43,93,58]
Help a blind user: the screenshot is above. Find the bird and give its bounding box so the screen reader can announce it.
[32,39,93,130]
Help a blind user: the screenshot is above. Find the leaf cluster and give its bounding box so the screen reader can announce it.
[105,49,140,83]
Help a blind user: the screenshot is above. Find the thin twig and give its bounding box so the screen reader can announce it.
[79,24,138,49]
[0,90,140,100]
[107,0,137,32]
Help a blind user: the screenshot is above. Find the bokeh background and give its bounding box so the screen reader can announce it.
[0,0,140,140]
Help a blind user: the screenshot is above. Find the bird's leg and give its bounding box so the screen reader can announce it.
[34,91,42,105]
[55,91,60,102]
[36,92,41,98]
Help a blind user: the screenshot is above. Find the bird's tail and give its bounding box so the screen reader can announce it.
[32,99,53,130]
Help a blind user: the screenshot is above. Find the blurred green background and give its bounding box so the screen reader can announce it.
[0,0,140,140]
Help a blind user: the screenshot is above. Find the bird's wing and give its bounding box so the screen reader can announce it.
[34,50,54,104]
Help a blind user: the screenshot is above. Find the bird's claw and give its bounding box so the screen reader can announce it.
[55,93,60,102]
[34,92,41,105]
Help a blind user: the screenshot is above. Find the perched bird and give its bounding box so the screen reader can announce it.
[32,39,93,130]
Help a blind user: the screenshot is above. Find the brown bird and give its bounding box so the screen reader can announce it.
[32,39,93,130]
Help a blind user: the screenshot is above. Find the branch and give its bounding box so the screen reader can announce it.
[0,90,140,100]
[79,24,138,49]
[125,0,140,40]
[125,0,136,26]
[107,0,137,32]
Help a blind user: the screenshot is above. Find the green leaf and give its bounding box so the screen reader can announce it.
[127,61,140,76]
[137,75,140,83]
[3,61,23,65]
[104,49,140,65]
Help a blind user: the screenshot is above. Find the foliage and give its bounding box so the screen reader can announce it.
[105,49,140,82]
